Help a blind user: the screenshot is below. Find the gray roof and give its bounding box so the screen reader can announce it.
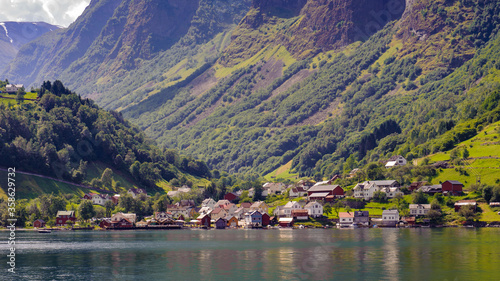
[445,180,463,185]
[307,184,340,193]
[382,210,399,216]
[372,180,398,186]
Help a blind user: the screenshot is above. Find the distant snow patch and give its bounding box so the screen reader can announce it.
[0,22,14,43]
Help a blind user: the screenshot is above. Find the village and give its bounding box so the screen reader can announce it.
[31,156,500,232]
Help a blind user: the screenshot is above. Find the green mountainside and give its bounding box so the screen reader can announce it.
[0,80,212,199]
[3,0,500,183]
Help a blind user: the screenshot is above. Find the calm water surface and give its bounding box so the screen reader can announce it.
[2,228,500,280]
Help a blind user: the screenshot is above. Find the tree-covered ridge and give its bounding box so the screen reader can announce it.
[0,80,211,193]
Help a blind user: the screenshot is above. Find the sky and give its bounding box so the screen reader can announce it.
[0,0,91,27]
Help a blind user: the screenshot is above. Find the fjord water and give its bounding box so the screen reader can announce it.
[5,228,500,280]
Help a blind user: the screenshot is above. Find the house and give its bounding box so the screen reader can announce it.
[348,169,361,179]
[282,201,302,217]
[198,206,213,215]
[224,192,239,202]
[167,206,191,219]
[279,217,294,227]
[215,218,227,229]
[55,211,76,226]
[490,202,500,207]
[155,211,172,220]
[354,211,370,226]
[5,84,24,93]
[307,185,344,201]
[442,180,463,196]
[289,186,308,198]
[304,202,323,218]
[233,207,245,220]
[402,216,416,226]
[177,200,195,207]
[353,180,401,200]
[338,212,354,228]
[245,210,263,226]
[211,207,228,221]
[273,206,286,217]
[127,188,146,198]
[291,209,309,220]
[409,204,432,216]
[227,216,239,228]
[250,201,269,214]
[385,155,407,168]
[99,218,111,229]
[263,182,286,195]
[82,193,97,200]
[262,213,270,226]
[202,198,216,209]
[111,212,136,224]
[33,219,45,228]
[418,184,442,195]
[454,200,477,212]
[110,218,133,228]
[216,199,231,207]
[382,210,399,227]
[223,203,238,216]
[197,213,211,227]
[112,195,120,205]
[136,221,148,227]
[296,179,315,190]
[92,194,112,206]
[240,202,252,210]
[409,181,426,192]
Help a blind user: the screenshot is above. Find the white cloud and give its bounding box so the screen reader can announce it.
[0,0,91,27]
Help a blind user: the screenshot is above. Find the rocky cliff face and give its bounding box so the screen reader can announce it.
[222,0,405,65]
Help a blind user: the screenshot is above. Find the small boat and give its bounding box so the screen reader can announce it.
[38,229,52,233]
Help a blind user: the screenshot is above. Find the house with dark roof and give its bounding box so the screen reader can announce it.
[307,185,344,201]
[442,180,463,196]
[289,186,308,198]
[215,218,227,229]
[418,184,442,195]
[127,188,146,198]
[33,219,45,228]
[354,211,370,226]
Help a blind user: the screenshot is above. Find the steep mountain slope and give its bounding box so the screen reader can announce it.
[123,0,500,177]
[2,0,252,110]
[0,21,58,72]
[4,0,500,180]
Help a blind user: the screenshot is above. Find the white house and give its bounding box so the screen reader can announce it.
[91,194,111,206]
[353,180,401,200]
[263,182,286,195]
[304,202,323,218]
[289,186,308,198]
[5,84,24,93]
[385,155,407,168]
[282,201,302,217]
[127,188,146,198]
[338,212,354,228]
[202,198,216,209]
[111,212,137,224]
[409,204,432,216]
[382,210,399,227]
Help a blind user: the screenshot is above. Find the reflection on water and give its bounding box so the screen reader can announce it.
[2,228,500,280]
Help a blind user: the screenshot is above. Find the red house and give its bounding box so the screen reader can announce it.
[110,218,133,228]
[33,219,45,228]
[55,211,76,226]
[262,213,270,227]
[307,185,345,201]
[82,193,97,200]
[442,180,463,196]
[224,192,239,202]
[198,213,211,227]
[99,219,112,229]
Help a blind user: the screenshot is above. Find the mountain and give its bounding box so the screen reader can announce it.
[1,0,252,109]
[4,0,500,180]
[0,21,59,72]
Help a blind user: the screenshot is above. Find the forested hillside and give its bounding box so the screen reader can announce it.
[0,80,211,197]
